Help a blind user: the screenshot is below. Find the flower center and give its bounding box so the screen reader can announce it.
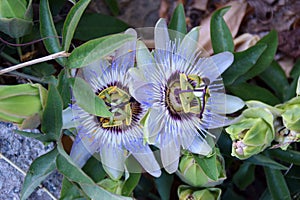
[165,72,210,119]
[97,85,140,129]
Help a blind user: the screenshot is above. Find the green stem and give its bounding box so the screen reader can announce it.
[0,67,46,83]
[16,38,23,60]
[0,52,19,64]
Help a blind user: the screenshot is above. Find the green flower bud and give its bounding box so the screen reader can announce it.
[178,185,221,200]
[276,97,300,132]
[225,107,275,159]
[98,178,123,195]
[177,148,226,187]
[274,126,300,150]
[0,0,33,38]
[0,84,47,129]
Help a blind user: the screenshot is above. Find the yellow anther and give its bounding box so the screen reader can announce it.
[102,120,123,128]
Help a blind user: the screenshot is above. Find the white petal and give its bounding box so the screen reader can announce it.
[100,145,126,180]
[136,41,156,68]
[224,94,245,114]
[130,83,155,107]
[114,28,137,65]
[201,52,233,82]
[179,27,200,60]
[211,51,234,75]
[154,18,170,50]
[128,142,161,177]
[209,93,244,114]
[160,136,181,174]
[62,107,76,129]
[144,109,166,145]
[82,59,110,88]
[70,132,99,168]
[187,136,212,156]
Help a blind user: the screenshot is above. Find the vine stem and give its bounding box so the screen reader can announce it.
[0,51,70,75]
[0,152,58,200]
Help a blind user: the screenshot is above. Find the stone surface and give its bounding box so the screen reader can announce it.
[0,122,62,200]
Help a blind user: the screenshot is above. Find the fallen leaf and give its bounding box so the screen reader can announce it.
[234,33,260,52]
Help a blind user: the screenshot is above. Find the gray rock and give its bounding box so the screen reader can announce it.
[0,122,62,200]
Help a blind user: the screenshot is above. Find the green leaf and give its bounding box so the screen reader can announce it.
[0,18,33,38]
[168,3,187,41]
[62,0,91,52]
[20,148,58,200]
[71,77,111,117]
[67,33,134,69]
[259,60,289,102]
[259,189,272,200]
[210,6,234,54]
[41,84,63,140]
[14,130,52,142]
[290,58,300,79]
[0,0,33,38]
[268,149,300,166]
[247,154,288,170]
[56,141,130,200]
[40,0,64,65]
[82,156,106,183]
[222,44,267,86]
[57,69,71,109]
[104,0,119,16]
[233,162,255,190]
[264,167,291,200]
[222,187,245,200]
[227,82,280,106]
[154,170,173,200]
[49,0,66,16]
[56,155,94,185]
[122,173,141,197]
[194,153,218,181]
[235,30,278,83]
[286,59,300,99]
[25,62,56,78]
[80,183,132,200]
[60,177,86,200]
[0,0,27,18]
[57,13,129,41]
